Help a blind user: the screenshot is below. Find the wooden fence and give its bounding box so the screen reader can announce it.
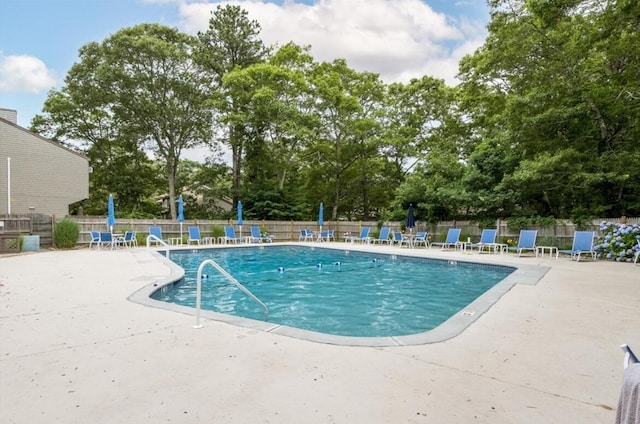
[64,216,637,249]
[2,214,638,250]
[0,214,52,250]
[65,217,374,246]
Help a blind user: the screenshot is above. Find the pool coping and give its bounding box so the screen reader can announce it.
[128,243,550,347]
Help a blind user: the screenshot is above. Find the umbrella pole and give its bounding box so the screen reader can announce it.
[180,222,183,243]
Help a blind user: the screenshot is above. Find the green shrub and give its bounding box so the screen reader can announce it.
[54,220,80,249]
[211,225,225,239]
[536,236,559,247]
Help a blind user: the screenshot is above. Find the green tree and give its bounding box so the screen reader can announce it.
[107,24,214,219]
[457,0,640,218]
[221,43,319,219]
[386,77,466,222]
[195,5,269,209]
[31,57,162,217]
[305,59,385,220]
[34,24,214,219]
[176,158,232,219]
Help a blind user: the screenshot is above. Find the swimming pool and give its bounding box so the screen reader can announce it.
[150,245,516,340]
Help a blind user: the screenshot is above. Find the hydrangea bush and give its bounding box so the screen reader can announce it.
[593,221,640,262]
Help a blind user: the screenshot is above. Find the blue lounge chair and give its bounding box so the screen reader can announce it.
[89,231,100,249]
[148,226,166,246]
[248,225,263,243]
[413,231,430,248]
[431,228,461,250]
[634,236,640,265]
[469,229,498,253]
[372,227,391,244]
[558,231,596,262]
[187,226,202,245]
[354,227,372,244]
[299,229,313,242]
[223,225,241,244]
[247,225,273,243]
[508,230,537,257]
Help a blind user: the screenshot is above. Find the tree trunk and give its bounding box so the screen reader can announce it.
[278,169,286,191]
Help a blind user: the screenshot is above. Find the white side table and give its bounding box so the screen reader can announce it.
[536,246,558,259]
[495,244,509,254]
[456,241,472,252]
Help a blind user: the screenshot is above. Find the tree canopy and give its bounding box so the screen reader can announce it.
[33,1,640,223]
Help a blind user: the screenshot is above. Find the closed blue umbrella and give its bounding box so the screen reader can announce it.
[237,201,243,240]
[107,194,116,232]
[406,204,415,233]
[177,195,184,241]
[237,201,243,226]
[177,195,184,222]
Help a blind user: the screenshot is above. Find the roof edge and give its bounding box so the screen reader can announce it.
[0,117,89,161]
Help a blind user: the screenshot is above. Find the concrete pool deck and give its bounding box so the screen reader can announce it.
[0,243,638,423]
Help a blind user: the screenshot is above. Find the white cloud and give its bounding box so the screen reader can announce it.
[177,0,487,86]
[0,54,57,93]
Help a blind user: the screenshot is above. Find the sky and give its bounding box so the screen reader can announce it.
[0,0,490,160]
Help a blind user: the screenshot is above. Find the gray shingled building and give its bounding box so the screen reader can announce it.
[0,108,89,218]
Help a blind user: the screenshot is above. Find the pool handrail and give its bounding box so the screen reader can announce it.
[146,234,171,259]
[193,259,269,328]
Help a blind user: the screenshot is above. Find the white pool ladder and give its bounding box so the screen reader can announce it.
[146,234,171,259]
[193,259,269,328]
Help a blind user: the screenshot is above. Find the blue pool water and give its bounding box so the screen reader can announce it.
[152,246,514,337]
